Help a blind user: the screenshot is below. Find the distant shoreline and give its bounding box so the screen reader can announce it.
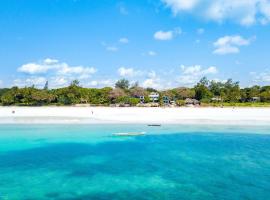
[1,107,270,125]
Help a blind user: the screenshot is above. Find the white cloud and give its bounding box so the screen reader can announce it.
[16,59,97,88]
[44,58,59,65]
[197,28,204,34]
[153,28,182,41]
[106,46,118,52]
[251,70,270,83]
[162,0,270,26]
[178,65,218,86]
[51,77,69,87]
[102,41,119,52]
[18,63,52,74]
[142,78,160,88]
[89,81,98,86]
[118,67,142,77]
[57,64,96,76]
[181,65,217,75]
[119,38,129,44]
[154,30,173,40]
[213,35,252,55]
[14,77,47,87]
[18,58,97,77]
[142,71,162,89]
[162,0,198,13]
[148,51,157,56]
[119,5,128,15]
[87,79,115,88]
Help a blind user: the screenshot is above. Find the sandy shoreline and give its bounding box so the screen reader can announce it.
[0,106,270,125]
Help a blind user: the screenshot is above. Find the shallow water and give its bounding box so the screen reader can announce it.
[0,124,270,200]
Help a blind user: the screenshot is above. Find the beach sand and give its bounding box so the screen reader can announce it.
[0,106,270,125]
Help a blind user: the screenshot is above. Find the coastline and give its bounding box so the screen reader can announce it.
[1,106,270,125]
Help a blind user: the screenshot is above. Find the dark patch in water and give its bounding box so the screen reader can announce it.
[45,192,60,198]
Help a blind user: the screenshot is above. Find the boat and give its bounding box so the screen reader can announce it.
[112,132,146,137]
[147,124,161,127]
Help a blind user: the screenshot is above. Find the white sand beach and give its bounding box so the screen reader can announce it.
[0,106,270,125]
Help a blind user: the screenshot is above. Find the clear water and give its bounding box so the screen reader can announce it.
[0,124,270,200]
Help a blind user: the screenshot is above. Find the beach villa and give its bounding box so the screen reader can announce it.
[211,97,222,102]
[251,97,260,102]
[162,96,170,105]
[139,96,145,103]
[149,92,159,102]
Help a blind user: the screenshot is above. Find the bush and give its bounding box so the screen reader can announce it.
[128,98,140,106]
[176,100,185,106]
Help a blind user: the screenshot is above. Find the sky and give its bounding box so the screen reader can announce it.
[0,0,270,89]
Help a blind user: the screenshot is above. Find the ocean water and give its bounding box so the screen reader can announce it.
[0,124,270,200]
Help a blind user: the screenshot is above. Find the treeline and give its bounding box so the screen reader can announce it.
[0,78,270,106]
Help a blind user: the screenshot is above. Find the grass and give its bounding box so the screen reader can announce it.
[201,102,270,107]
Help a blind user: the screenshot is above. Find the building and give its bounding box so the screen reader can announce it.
[251,97,260,102]
[139,96,145,103]
[163,96,170,105]
[211,97,222,102]
[149,92,159,102]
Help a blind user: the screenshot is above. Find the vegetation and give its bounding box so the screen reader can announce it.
[1,77,270,106]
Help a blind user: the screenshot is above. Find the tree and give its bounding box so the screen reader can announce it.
[130,87,146,98]
[223,79,241,102]
[171,87,195,100]
[209,81,223,97]
[1,91,15,105]
[260,91,270,102]
[70,80,80,87]
[194,77,212,101]
[130,81,139,89]
[146,87,157,93]
[44,81,49,90]
[109,88,126,103]
[115,79,129,90]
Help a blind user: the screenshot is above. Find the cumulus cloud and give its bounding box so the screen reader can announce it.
[154,30,173,40]
[119,5,128,15]
[57,64,97,76]
[148,51,157,56]
[16,58,97,88]
[182,65,217,75]
[50,77,69,87]
[89,79,115,87]
[162,0,270,26]
[197,28,204,34]
[154,28,181,40]
[213,35,253,55]
[142,71,161,88]
[14,77,47,87]
[118,67,142,77]
[251,70,270,83]
[162,0,198,13]
[44,58,59,65]
[142,78,160,88]
[119,38,129,44]
[106,46,118,52]
[18,63,52,74]
[18,58,97,77]
[178,65,218,85]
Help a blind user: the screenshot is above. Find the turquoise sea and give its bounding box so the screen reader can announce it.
[0,124,270,200]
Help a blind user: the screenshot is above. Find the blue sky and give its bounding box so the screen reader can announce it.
[0,0,270,89]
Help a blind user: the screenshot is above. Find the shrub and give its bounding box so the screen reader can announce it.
[176,100,185,106]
